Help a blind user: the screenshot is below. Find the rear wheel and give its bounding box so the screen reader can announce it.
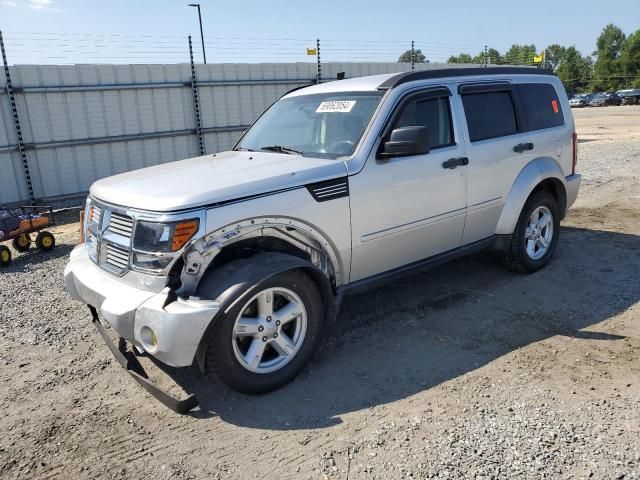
[36,231,55,251]
[12,234,31,252]
[503,190,560,273]
[0,246,11,267]
[205,269,323,394]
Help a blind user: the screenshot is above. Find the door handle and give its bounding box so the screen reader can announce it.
[442,157,469,169]
[513,142,534,153]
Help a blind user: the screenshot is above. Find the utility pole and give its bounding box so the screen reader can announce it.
[411,40,415,71]
[484,45,488,67]
[188,3,206,64]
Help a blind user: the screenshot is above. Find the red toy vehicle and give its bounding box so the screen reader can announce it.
[0,206,56,267]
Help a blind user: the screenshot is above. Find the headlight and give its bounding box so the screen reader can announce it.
[133,219,199,253]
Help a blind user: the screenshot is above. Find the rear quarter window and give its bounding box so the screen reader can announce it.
[462,91,518,142]
[518,83,564,131]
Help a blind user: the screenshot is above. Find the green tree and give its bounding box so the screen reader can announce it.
[485,48,503,65]
[504,44,537,65]
[447,53,473,63]
[619,30,640,88]
[556,46,594,94]
[398,49,427,63]
[592,24,626,91]
[544,44,566,71]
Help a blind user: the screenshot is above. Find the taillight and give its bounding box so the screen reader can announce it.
[572,131,578,175]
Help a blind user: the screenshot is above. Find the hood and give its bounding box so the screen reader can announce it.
[90,151,348,212]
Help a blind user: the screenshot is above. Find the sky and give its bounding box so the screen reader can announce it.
[1,0,639,65]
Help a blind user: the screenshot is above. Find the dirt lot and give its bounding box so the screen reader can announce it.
[1,107,639,480]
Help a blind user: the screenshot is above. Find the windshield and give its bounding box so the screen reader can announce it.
[236,91,384,159]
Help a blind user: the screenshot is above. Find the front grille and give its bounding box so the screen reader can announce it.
[105,243,130,271]
[107,212,134,238]
[91,205,102,225]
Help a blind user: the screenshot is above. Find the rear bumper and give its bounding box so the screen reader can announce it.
[64,244,219,367]
[89,305,198,414]
[565,173,582,211]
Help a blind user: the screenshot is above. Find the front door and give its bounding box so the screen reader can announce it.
[349,87,468,282]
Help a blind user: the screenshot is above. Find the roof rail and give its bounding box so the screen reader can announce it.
[378,67,554,90]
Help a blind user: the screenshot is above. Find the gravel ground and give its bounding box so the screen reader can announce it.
[0,107,639,480]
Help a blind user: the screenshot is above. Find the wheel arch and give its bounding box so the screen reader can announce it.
[177,217,345,298]
[495,157,568,236]
[192,251,336,372]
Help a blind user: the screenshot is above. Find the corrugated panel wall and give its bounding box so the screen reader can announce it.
[0,61,429,207]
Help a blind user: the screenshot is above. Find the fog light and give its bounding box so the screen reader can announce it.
[140,326,158,351]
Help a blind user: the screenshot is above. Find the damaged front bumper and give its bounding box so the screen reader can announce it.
[89,305,198,414]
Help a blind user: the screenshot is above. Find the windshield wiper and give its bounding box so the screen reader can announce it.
[259,145,303,155]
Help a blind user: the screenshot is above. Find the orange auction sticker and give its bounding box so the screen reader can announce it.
[552,100,559,113]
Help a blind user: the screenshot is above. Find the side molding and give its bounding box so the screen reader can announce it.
[495,157,567,235]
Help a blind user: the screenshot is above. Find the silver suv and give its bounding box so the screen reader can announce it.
[65,67,581,412]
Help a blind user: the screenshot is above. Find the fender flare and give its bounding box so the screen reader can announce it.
[193,251,336,371]
[495,157,567,235]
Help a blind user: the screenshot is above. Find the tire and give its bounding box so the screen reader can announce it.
[503,190,560,273]
[12,234,31,252]
[35,231,55,251]
[0,245,11,267]
[205,269,323,394]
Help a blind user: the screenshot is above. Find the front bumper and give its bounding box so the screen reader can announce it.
[64,244,219,367]
[89,305,198,414]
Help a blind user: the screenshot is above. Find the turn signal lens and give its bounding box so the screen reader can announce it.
[171,220,199,251]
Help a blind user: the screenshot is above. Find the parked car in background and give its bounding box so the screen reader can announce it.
[589,92,622,107]
[621,89,640,105]
[569,94,592,108]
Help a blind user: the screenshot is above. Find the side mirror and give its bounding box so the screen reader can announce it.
[379,126,430,158]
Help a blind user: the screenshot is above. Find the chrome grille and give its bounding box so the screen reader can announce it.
[91,205,102,225]
[105,243,130,271]
[107,212,134,238]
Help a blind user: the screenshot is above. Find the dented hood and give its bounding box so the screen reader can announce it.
[90,151,347,212]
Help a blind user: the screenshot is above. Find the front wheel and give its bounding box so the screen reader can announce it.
[205,269,324,394]
[503,191,560,273]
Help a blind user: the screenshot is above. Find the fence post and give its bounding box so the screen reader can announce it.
[188,35,205,156]
[316,38,321,84]
[411,41,415,71]
[0,31,35,205]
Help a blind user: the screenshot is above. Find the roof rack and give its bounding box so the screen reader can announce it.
[378,67,554,90]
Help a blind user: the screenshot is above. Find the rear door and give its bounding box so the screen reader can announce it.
[458,80,566,244]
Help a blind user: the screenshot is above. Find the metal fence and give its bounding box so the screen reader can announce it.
[0,61,457,207]
[0,31,508,207]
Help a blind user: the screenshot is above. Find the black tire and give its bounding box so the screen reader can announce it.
[205,269,323,394]
[503,190,560,273]
[0,245,11,267]
[35,231,55,251]
[12,234,31,252]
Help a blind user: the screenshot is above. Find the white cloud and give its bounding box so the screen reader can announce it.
[28,0,53,8]
[3,1,18,6]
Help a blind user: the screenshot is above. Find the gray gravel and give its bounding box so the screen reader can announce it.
[1,133,639,479]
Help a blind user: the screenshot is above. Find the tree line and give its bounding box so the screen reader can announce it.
[398,24,640,94]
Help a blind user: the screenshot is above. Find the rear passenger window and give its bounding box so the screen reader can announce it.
[518,83,564,131]
[462,91,518,142]
[393,96,454,149]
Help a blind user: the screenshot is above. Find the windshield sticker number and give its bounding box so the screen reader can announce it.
[316,100,356,113]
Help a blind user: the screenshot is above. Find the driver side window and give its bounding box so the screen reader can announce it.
[392,94,455,149]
